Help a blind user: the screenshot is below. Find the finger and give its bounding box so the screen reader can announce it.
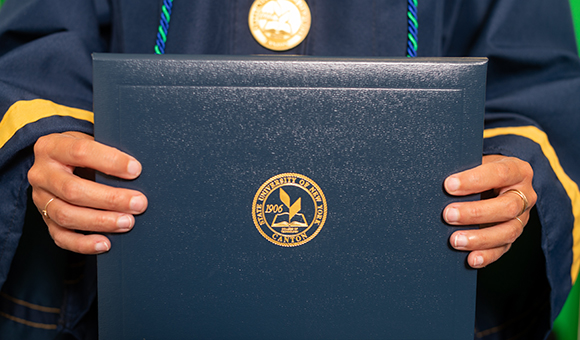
[38,194,136,233]
[466,245,511,268]
[32,167,147,214]
[444,156,533,196]
[449,216,528,252]
[443,191,529,225]
[35,132,142,180]
[47,221,112,255]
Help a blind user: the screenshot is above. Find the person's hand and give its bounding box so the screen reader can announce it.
[443,154,537,268]
[28,131,148,254]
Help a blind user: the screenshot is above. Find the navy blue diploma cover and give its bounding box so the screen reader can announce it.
[94,54,487,339]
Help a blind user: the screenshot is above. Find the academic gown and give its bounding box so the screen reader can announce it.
[0,0,579,338]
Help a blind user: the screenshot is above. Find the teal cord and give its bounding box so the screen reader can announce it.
[154,0,173,54]
[406,0,418,57]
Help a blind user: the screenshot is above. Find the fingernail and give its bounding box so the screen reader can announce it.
[130,196,146,212]
[95,242,110,253]
[445,207,460,223]
[127,160,141,177]
[117,215,133,230]
[446,177,460,192]
[473,256,484,267]
[454,234,468,248]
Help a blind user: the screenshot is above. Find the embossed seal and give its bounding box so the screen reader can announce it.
[248,0,311,51]
[252,173,327,247]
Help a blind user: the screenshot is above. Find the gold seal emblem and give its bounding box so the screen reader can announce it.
[248,0,311,51]
[252,173,327,247]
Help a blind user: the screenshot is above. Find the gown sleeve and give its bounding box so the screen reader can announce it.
[443,0,580,338]
[0,0,110,287]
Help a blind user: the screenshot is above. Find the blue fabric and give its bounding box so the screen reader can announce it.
[0,0,579,338]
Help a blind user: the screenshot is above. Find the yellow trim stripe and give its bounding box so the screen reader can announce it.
[484,126,580,283]
[0,311,57,330]
[0,292,60,314]
[0,99,94,149]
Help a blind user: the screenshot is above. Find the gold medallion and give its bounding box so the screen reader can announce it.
[248,0,311,51]
[252,173,327,247]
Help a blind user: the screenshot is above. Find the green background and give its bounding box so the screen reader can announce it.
[0,0,579,337]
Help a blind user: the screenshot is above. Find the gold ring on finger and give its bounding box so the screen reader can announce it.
[504,189,529,217]
[41,198,55,220]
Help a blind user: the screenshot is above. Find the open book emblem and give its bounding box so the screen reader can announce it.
[271,188,308,230]
[252,173,327,247]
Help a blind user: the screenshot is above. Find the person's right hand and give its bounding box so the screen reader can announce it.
[28,131,148,254]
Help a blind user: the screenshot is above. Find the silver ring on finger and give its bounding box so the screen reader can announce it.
[514,216,524,227]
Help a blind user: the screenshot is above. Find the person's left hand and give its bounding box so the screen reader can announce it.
[443,154,537,268]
